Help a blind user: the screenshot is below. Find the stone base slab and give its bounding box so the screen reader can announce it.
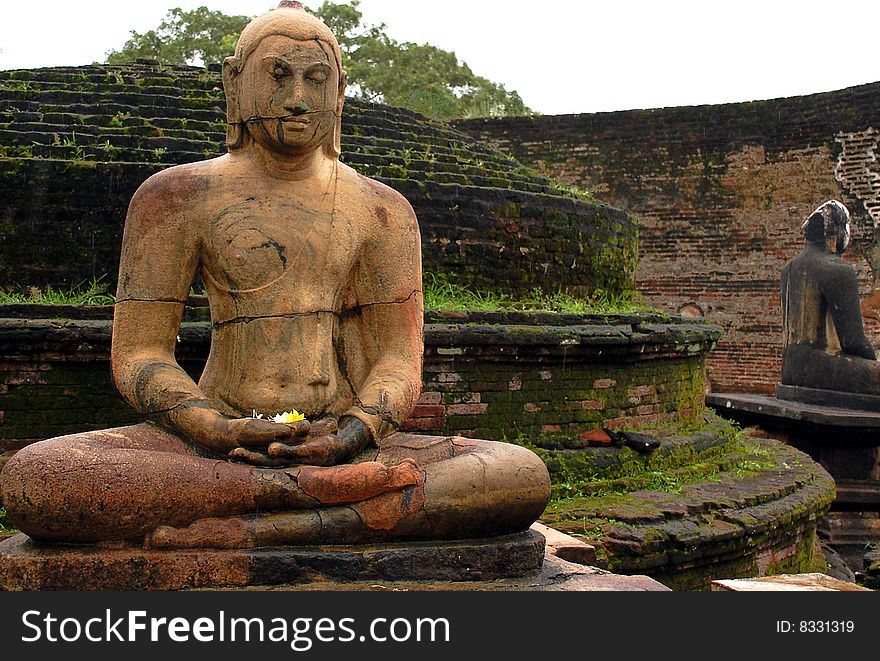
[0,530,547,591]
[711,573,871,591]
[257,555,669,592]
[708,392,880,430]
[776,384,880,413]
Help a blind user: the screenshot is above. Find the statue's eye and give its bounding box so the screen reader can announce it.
[306,71,327,85]
[273,65,289,79]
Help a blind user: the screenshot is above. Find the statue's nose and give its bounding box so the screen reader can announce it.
[287,100,310,116]
[283,84,310,115]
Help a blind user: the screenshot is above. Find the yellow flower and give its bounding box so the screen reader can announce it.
[272,410,305,424]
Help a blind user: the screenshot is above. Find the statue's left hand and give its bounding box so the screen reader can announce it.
[228,416,372,467]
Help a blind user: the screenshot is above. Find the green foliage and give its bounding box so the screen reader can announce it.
[1,80,32,92]
[0,508,17,535]
[105,6,250,67]
[313,1,532,119]
[103,2,532,119]
[423,272,511,312]
[0,277,115,306]
[108,111,131,127]
[0,144,35,158]
[423,272,652,314]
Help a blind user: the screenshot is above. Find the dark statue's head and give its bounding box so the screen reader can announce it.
[802,200,852,255]
[222,1,347,158]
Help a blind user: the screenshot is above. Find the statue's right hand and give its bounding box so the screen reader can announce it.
[166,403,306,456]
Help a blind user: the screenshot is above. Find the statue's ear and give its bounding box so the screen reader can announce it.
[330,68,347,158]
[222,56,245,149]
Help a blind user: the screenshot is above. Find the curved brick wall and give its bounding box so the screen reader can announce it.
[0,63,636,297]
[0,305,720,457]
[457,82,880,394]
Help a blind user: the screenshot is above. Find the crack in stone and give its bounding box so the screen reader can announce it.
[116,297,188,305]
[211,290,421,329]
[234,110,342,126]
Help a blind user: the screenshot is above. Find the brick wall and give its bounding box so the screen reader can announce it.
[456,82,880,394]
[0,308,720,459]
[0,64,636,298]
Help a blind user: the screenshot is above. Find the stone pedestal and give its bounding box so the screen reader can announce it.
[0,530,547,591]
[708,391,880,575]
[0,528,670,591]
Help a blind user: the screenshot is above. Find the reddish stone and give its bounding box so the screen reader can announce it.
[581,400,604,411]
[409,404,446,418]
[593,379,616,389]
[579,429,612,446]
[524,402,541,413]
[399,417,444,431]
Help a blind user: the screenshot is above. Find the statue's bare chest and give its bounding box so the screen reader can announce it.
[203,197,355,295]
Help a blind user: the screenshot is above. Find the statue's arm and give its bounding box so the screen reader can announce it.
[828,265,877,360]
[111,171,296,455]
[344,193,424,442]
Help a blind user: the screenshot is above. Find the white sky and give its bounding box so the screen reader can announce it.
[1,0,878,115]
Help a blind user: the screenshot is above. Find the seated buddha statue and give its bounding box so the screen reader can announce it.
[0,2,551,550]
[780,199,880,396]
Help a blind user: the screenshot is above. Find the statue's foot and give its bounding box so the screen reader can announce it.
[295,458,422,505]
[146,518,252,550]
[145,460,424,549]
[145,484,426,550]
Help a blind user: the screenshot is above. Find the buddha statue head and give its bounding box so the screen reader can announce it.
[222,1,347,158]
[802,199,852,255]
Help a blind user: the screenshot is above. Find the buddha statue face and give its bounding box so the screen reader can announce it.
[236,35,340,156]
[222,3,346,157]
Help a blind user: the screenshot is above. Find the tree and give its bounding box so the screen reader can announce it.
[105,7,250,67]
[104,2,533,119]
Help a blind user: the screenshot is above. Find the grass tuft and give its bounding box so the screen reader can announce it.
[0,277,115,306]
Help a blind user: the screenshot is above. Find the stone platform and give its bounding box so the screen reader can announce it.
[539,421,836,590]
[708,392,880,576]
[0,530,548,591]
[711,573,871,591]
[0,527,668,592]
[707,392,880,438]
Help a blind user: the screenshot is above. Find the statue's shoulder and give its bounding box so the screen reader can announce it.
[338,164,418,226]
[131,157,227,206]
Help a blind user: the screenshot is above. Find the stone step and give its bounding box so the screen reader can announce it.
[711,573,870,591]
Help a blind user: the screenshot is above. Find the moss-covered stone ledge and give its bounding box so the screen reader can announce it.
[0,307,721,446]
[0,63,638,297]
[540,424,836,590]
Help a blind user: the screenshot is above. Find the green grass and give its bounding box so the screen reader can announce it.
[0,277,115,306]
[2,273,655,315]
[423,272,653,315]
[0,508,17,535]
